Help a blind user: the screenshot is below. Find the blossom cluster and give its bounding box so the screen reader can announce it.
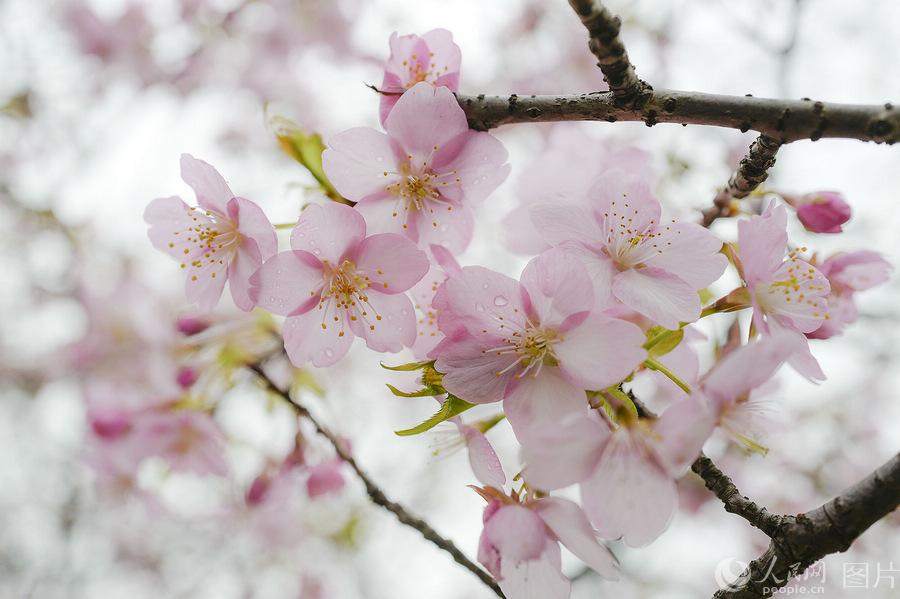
[141,28,892,598]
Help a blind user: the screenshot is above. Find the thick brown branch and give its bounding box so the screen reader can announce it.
[702,134,782,227]
[713,452,900,598]
[457,91,899,144]
[248,363,504,598]
[567,0,652,107]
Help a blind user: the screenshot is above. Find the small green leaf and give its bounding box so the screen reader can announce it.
[385,384,439,398]
[270,115,347,204]
[380,360,434,372]
[644,327,685,359]
[395,395,475,436]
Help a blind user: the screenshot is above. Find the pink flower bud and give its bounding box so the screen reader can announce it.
[176,366,199,388]
[176,315,211,336]
[305,462,345,498]
[90,411,132,440]
[794,191,851,233]
[246,474,272,507]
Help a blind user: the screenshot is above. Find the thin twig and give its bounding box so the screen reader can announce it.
[702,134,782,227]
[247,363,504,598]
[456,91,899,143]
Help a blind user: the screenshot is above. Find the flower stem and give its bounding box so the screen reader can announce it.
[643,357,692,394]
[274,222,296,230]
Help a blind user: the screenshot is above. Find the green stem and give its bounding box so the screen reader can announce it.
[644,357,693,394]
[274,222,296,230]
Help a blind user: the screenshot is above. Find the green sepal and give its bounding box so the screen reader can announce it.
[394,394,476,436]
[643,326,685,359]
[385,384,441,398]
[269,115,346,204]
[380,359,434,372]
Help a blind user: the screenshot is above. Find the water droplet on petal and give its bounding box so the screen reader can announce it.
[493,295,508,307]
[324,348,335,358]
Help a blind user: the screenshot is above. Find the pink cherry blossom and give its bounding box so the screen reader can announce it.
[432,398,506,488]
[322,82,510,255]
[410,244,462,358]
[145,154,277,312]
[430,248,647,438]
[306,460,346,499]
[523,394,714,547]
[530,170,727,329]
[700,333,801,452]
[808,250,891,339]
[132,410,229,476]
[250,202,429,367]
[503,125,654,255]
[379,29,462,125]
[790,191,852,234]
[476,491,618,598]
[737,202,830,380]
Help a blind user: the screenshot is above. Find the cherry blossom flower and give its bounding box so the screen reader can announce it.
[522,394,714,547]
[700,333,801,452]
[430,248,646,438]
[737,202,830,380]
[788,191,852,234]
[322,82,510,255]
[132,410,229,476]
[476,489,618,598]
[410,244,461,358]
[379,29,461,125]
[503,125,654,255]
[306,460,346,499]
[250,202,429,367]
[808,250,891,339]
[431,397,506,488]
[145,154,277,312]
[530,171,727,329]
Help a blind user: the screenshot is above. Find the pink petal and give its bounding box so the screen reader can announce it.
[290,203,366,264]
[612,267,700,329]
[420,28,462,87]
[353,233,429,293]
[702,333,800,405]
[431,334,517,404]
[436,266,526,340]
[322,128,401,202]
[503,205,551,255]
[581,430,677,547]
[498,539,570,599]
[535,497,619,580]
[560,242,617,308]
[822,250,891,290]
[738,202,787,285]
[459,425,506,488]
[503,368,588,437]
[429,243,461,276]
[653,395,714,476]
[144,195,197,259]
[180,154,233,216]
[483,504,547,564]
[230,196,277,261]
[644,222,727,289]
[554,315,646,390]
[306,462,345,498]
[432,130,510,205]
[384,83,469,165]
[228,243,262,311]
[282,308,354,367]
[522,412,608,490]
[588,171,661,236]
[347,291,417,353]
[529,200,603,248]
[184,254,229,313]
[411,200,476,256]
[354,194,411,238]
[519,248,594,328]
[250,251,323,316]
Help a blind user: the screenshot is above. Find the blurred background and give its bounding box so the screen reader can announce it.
[1,0,899,597]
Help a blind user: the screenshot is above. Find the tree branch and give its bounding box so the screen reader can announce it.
[457,91,899,143]
[247,363,504,598]
[691,454,784,537]
[713,452,900,598]
[567,0,652,107]
[702,134,782,227]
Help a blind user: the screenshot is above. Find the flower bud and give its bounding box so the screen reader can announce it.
[176,315,211,336]
[793,191,851,233]
[176,366,199,388]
